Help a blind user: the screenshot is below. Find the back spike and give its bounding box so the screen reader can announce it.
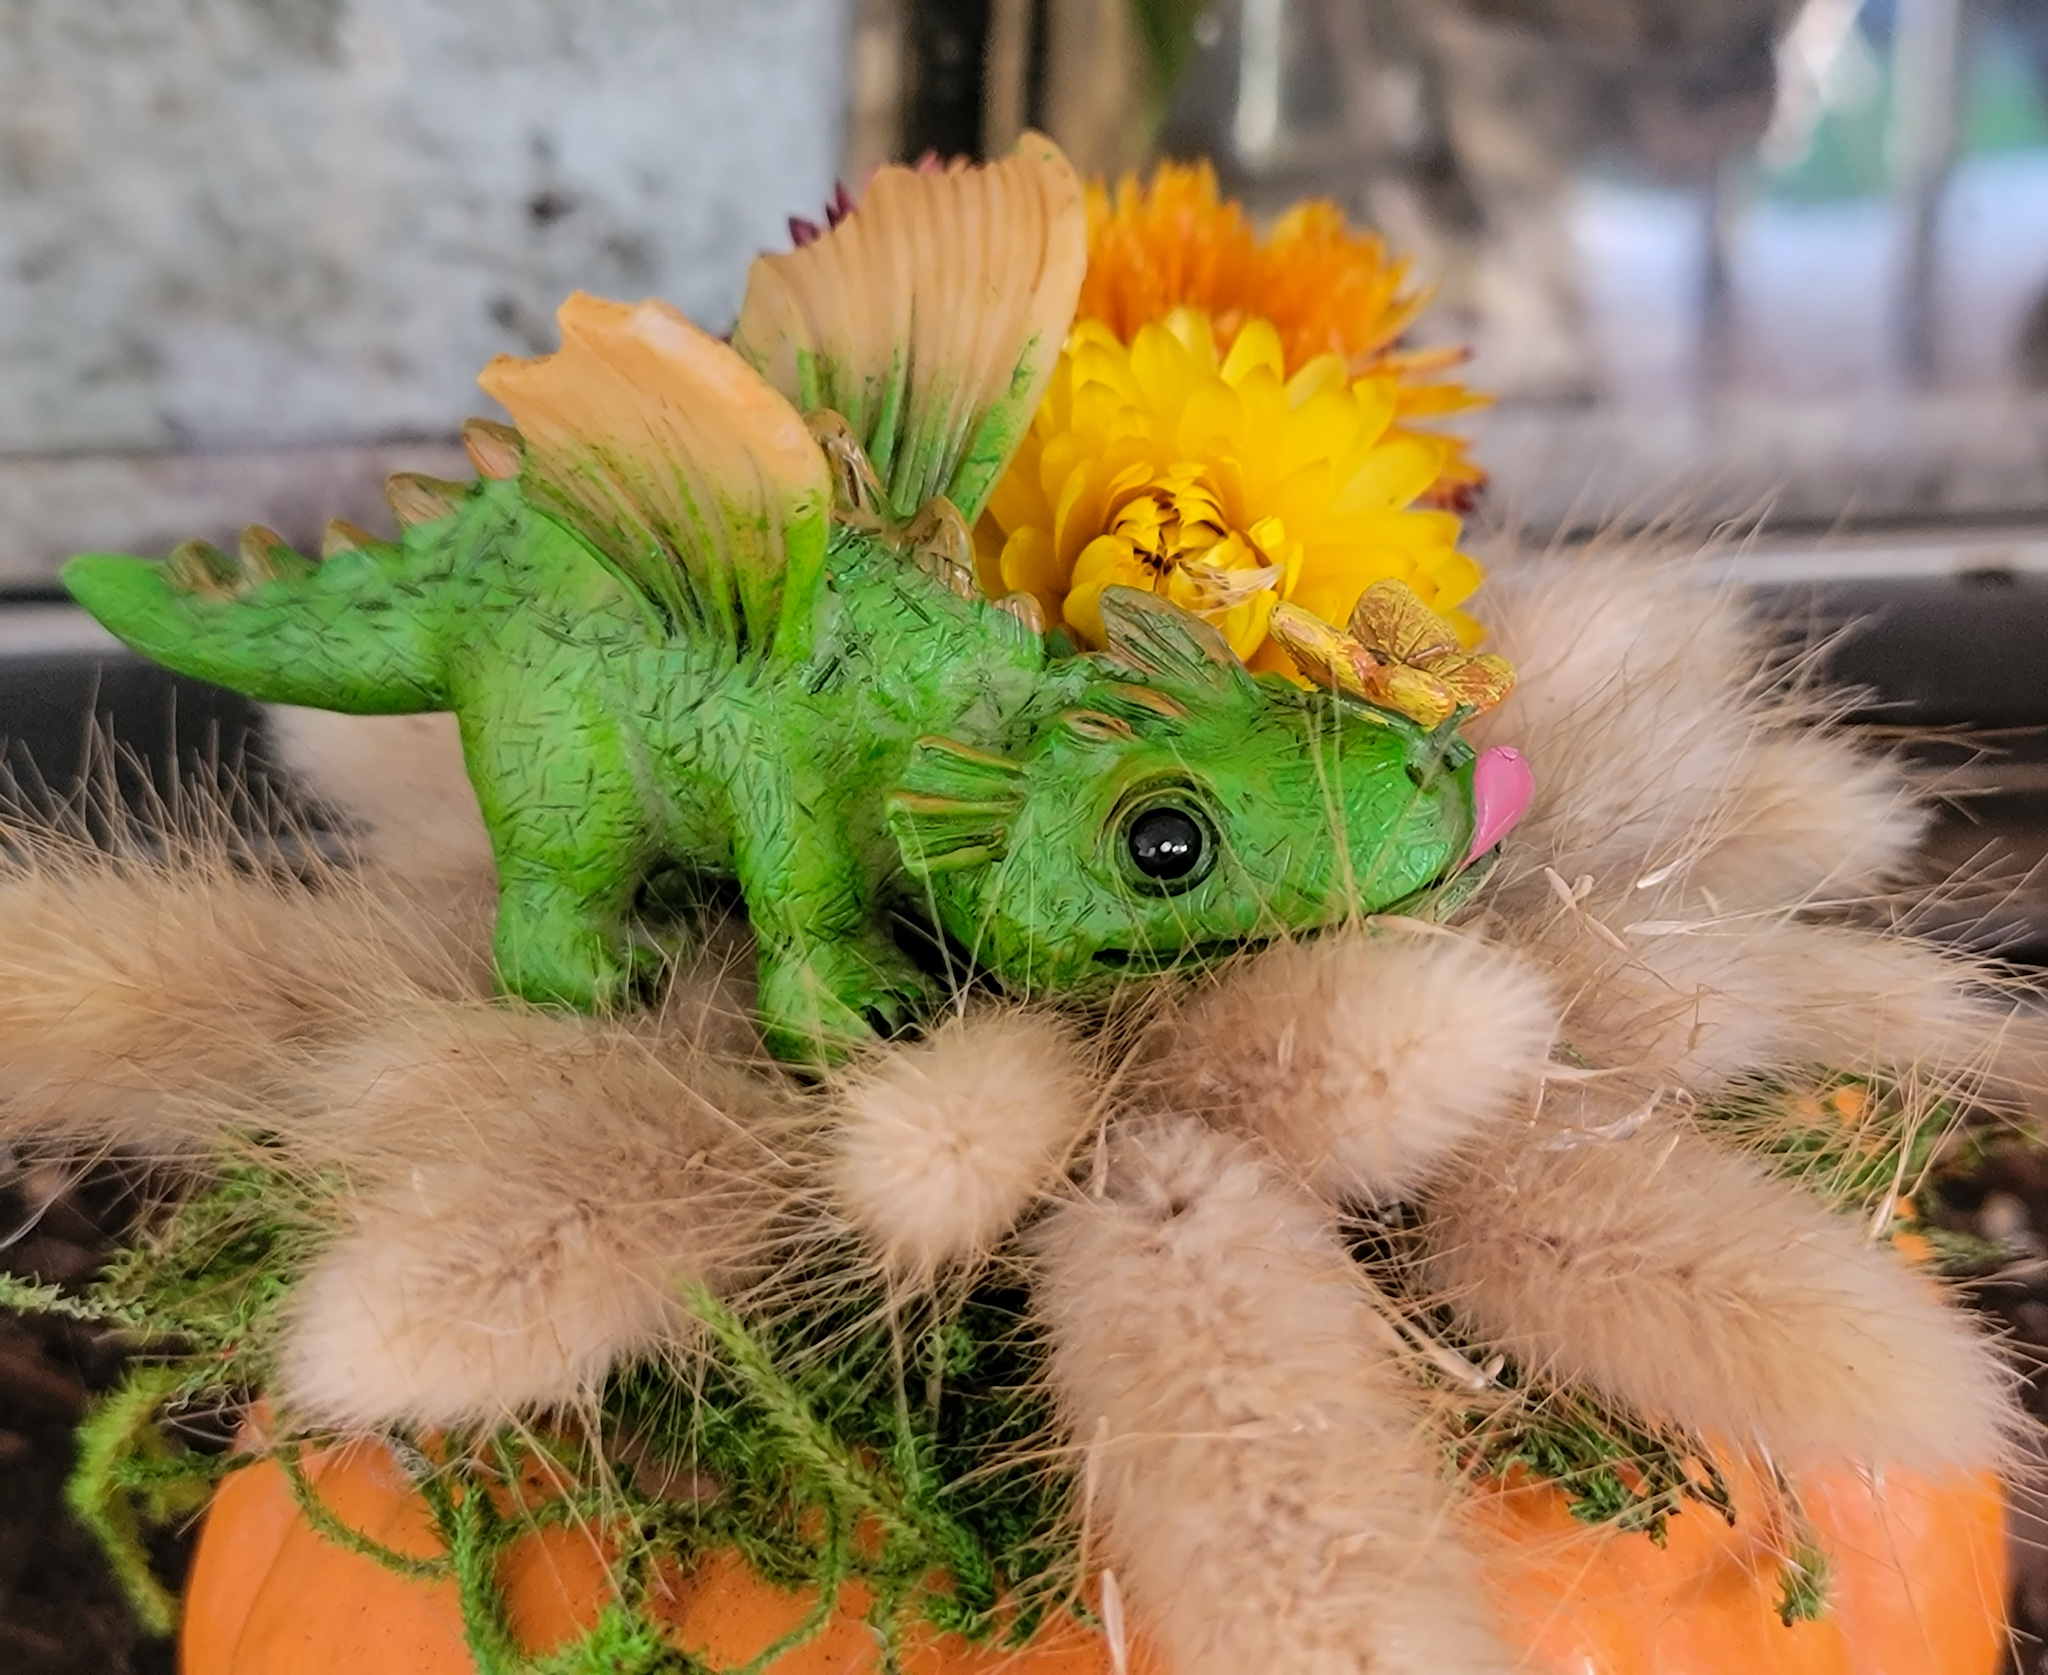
[385,473,470,527]
[995,591,1046,635]
[462,417,524,480]
[1096,587,1243,689]
[238,525,285,569]
[320,519,378,560]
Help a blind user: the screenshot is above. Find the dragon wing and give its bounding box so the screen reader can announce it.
[732,134,1087,527]
[479,294,831,655]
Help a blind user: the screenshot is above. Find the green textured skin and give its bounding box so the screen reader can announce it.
[63,477,1473,1062]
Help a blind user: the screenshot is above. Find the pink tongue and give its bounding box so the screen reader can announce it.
[1462,746,1534,868]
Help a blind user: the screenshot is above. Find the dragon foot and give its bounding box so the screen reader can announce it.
[757,936,938,1067]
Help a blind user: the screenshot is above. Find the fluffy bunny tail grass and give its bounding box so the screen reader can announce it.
[1425,1104,2019,1473]
[1466,553,1771,891]
[1468,553,1927,913]
[266,707,496,885]
[829,1007,1098,1279]
[0,833,490,1155]
[1035,1118,1513,1675]
[279,999,803,1429]
[1148,925,1560,1203]
[1531,906,2043,1107]
[1679,726,1930,914]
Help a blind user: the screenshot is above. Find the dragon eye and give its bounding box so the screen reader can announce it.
[1125,805,1208,888]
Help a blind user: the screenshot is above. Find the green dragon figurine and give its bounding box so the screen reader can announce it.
[61,139,1525,1063]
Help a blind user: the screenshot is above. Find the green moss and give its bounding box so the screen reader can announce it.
[1701,1072,1952,1219]
[84,1149,329,1389]
[1776,1540,1833,1627]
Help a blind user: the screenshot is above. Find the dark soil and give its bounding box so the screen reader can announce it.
[0,1163,185,1675]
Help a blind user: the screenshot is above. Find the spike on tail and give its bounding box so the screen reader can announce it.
[240,525,317,586]
[163,539,238,599]
[319,519,381,560]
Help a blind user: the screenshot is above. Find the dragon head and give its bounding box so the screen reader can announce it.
[886,584,1530,995]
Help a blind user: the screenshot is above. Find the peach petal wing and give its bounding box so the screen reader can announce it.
[478,293,829,657]
[732,134,1086,525]
[1266,601,1381,699]
[1365,662,1458,729]
[1429,651,1517,715]
[1348,578,1461,663]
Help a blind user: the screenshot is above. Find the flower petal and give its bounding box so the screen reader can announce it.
[1331,432,1447,512]
[1220,318,1285,385]
[999,525,1064,597]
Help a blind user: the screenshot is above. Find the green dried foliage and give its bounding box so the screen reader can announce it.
[85,1149,329,1389]
[0,1271,140,1325]
[615,1271,1080,1649]
[1776,1538,1834,1626]
[1701,1070,2009,1279]
[522,1608,684,1675]
[1453,1377,1733,1544]
[49,1168,1078,1666]
[1702,1072,1948,1222]
[66,1363,219,1637]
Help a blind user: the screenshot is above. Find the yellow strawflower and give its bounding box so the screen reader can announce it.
[1079,160,1489,511]
[975,308,1482,670]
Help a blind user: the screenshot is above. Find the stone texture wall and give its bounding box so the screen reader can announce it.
[0,0,850,577]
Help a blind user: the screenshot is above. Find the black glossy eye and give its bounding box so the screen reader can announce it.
[1127,806,1206,884]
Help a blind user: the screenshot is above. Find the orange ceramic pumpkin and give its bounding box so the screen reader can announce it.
[180,1435,2005,1675]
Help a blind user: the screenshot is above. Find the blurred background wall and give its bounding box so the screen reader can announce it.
[903,0,2048,533]
[5,0,2045,580]
[0,0,851,584]
[3,0,2046,846]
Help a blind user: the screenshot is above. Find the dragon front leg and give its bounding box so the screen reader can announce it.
[729,764,935,1066]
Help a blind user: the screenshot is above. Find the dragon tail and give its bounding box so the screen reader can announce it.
[60,474,477,714]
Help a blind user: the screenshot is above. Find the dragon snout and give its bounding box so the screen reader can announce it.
[1461,746,1533,868]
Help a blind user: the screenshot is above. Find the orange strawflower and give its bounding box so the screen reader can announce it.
[1078,160,1487,510]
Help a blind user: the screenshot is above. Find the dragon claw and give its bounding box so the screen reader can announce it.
[806,410,886,522]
